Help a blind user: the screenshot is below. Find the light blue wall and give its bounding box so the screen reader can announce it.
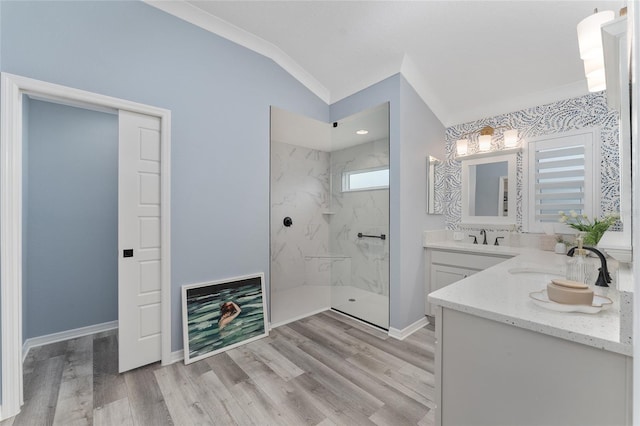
[1,1,328,352]
[398,76,446,329]
[25,100,118,339]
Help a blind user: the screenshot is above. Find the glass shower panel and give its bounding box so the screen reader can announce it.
[329,103,390,329]
[269,107,332,326]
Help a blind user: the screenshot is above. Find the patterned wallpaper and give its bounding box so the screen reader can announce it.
[444,92,620,231]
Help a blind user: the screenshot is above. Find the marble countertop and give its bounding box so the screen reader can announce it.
[427,246,632,356]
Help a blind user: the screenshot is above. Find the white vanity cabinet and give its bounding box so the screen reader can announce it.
[427,248,633,425]
[436,308,632,426]
[425,248,513,317]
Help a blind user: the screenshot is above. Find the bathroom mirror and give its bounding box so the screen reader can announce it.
[427,155,443,214]
[461,152,517,225]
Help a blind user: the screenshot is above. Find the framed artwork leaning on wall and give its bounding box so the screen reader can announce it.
[182,272,268,364]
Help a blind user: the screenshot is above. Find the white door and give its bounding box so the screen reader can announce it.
[118,110,162,372]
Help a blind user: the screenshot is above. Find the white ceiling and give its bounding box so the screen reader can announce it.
[149,0,627,127]
[331,103,389,150]
[270,107,330,150]
[271,103,389,152]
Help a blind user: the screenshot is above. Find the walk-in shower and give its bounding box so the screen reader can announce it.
[270,103,389,329]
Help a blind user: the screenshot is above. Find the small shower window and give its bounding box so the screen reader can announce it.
[342,166,389,192]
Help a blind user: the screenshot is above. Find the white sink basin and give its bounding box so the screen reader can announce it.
[507,267,564,280]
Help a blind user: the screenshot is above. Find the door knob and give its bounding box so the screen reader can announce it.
[123,249,133,258]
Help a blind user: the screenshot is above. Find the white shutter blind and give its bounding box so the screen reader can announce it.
[527,131,596,232]
[534,145,585,222]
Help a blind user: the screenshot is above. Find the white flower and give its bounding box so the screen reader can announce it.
[570,210,578,218]
[558,210,564,215]
[559,216,567,223]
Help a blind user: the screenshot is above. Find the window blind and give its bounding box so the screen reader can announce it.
[534,145,586,222]
[526,131,595,232]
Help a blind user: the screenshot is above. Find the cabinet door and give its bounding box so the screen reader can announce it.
[426,265,478,316]
[432,264,476,291]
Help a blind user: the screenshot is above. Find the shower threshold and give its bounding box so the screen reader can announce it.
[331,308,389,332]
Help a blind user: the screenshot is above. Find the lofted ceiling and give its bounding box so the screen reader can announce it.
[148,0,627,127]
[271,103,389,152]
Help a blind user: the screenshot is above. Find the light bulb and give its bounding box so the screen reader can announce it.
[584,58,607,92]
[577,11,615,60]
[577,10,614,92]
[456,139,468,156]
[478,135,492,152]
[503,129,518,147]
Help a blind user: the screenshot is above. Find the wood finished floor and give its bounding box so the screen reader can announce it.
[2,310,436,426]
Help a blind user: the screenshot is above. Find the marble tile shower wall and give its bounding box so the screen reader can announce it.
[444,92,620,231]
[330,139,390,296]
[271,141,331,292]
[271,139,390,296]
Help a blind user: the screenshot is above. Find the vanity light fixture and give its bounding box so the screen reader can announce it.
[584,58,607,92]
[577,9,615,92]
[478,126,493,152]
[455,125,519,158]
[356,129,369,135]
[503,129,519,147]
[456,138,468,156]
[478,135,492,151]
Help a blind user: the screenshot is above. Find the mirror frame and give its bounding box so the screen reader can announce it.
[461,151,517,225]
[597,15,632,262]
[427,155,443,214]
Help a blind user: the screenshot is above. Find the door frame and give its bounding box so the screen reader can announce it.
[0,73,172,420]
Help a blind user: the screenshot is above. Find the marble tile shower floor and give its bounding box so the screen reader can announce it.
[332,285,389,330]
[271,285,331,327]
[271,285,389,330]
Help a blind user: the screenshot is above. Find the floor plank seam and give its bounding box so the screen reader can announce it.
[11,312,436,426]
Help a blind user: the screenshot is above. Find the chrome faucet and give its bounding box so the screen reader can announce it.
[566,246,611,287]
[480,229,488,245]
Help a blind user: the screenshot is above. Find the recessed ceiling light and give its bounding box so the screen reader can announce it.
[356,129,369,135]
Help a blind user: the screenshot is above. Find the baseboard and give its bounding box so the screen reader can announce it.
[168,349,184,365]
[22,320,118,362]
[0,404,13,423]
[388,316,429,341]
[269,306,330,329]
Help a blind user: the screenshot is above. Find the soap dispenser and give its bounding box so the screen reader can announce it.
[566,237,592,284]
